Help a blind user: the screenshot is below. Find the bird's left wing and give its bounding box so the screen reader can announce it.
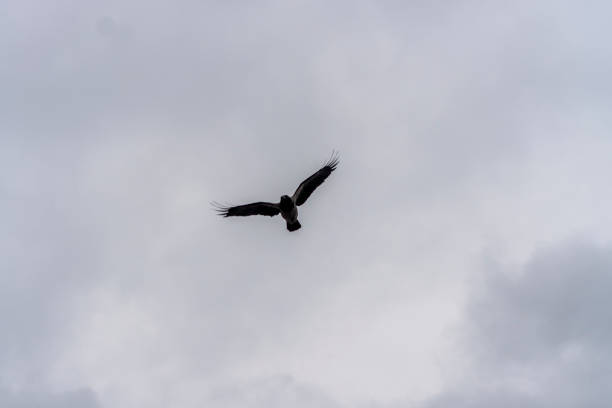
[292,152,339,206]
[212,201,280,217]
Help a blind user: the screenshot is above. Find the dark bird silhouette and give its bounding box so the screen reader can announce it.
[213,152,339,231]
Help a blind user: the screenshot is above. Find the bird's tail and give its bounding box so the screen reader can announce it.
[286,220,301,232]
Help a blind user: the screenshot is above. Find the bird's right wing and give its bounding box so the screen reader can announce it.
[212,201,280,217]
[292,152,339,206]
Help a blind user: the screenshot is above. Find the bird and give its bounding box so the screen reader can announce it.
[212,152,339,231]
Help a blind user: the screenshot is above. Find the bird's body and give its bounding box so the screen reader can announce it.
[279,195,300,231]
[213,153,338,231]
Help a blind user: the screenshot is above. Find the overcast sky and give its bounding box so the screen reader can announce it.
[2,1,612,407]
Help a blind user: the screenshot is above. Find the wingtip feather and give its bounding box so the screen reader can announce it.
[324,150,340,171]
[211,201,231,217]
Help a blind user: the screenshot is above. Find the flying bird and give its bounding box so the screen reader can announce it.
[213,152,339,231]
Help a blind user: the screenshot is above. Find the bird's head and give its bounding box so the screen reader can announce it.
[280,195,292,209]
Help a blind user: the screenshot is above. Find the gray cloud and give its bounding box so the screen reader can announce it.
[419,241,612,408]
[0,387,99,408]
[205,375,340,408]
[471,243,612,361]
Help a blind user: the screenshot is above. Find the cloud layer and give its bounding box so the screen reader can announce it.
[2,1,611,407]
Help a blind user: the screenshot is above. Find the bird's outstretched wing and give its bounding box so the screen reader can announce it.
[212,201,280,217]
[292,151,339,206]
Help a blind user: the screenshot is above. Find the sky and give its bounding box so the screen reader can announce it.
[1,1,612,407]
